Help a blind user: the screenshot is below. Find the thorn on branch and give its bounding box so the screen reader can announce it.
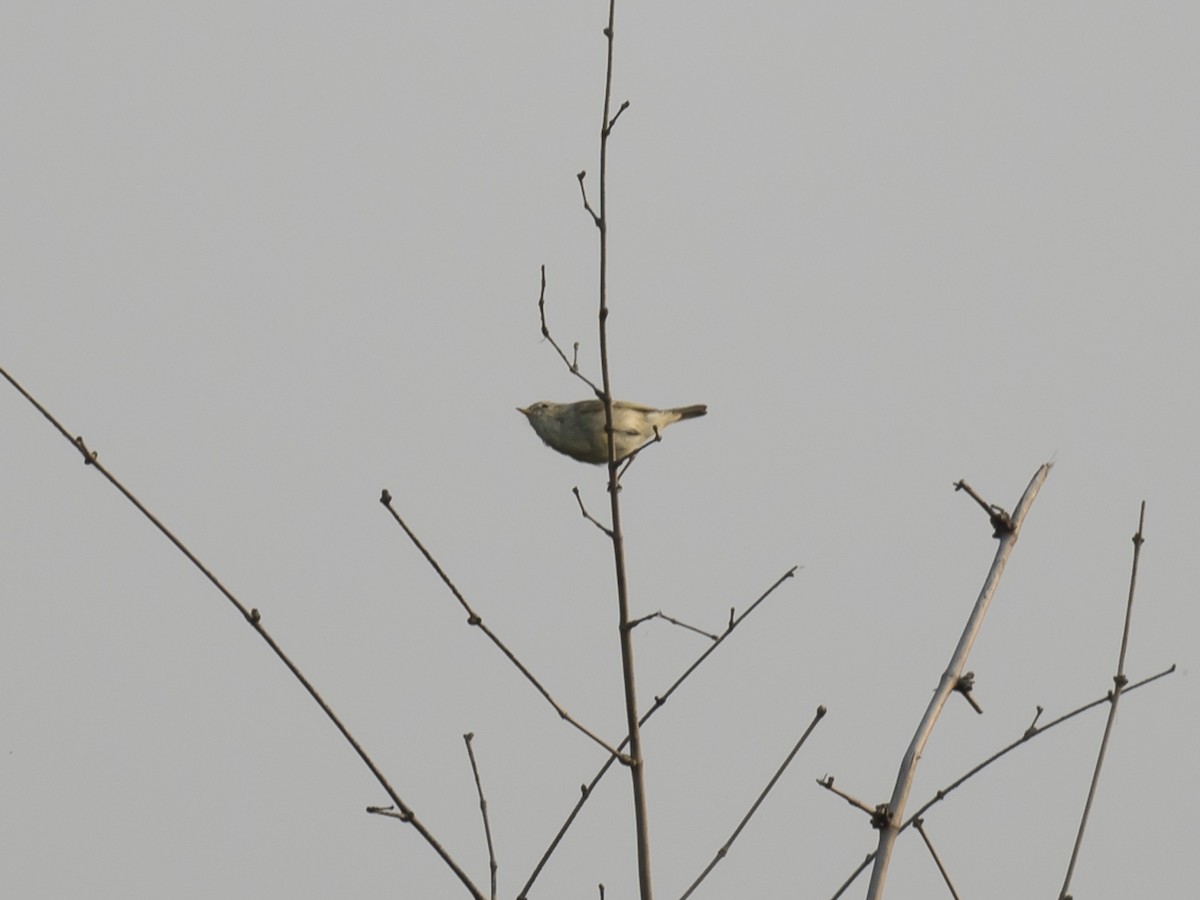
[1025,705,1044,737]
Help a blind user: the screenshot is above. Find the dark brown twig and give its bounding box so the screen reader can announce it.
[627,611,719,642]
[913,818,961,900]
[0,364,485,900]
[830,854,876,900]
[463,733,498,900]
[1058,502,1147,900]
[537,264,602,396]
[380,491,629,763]
[572,486,613,537]
[679,707,827,900]
[517,566,797,899]
[577,170,600,226]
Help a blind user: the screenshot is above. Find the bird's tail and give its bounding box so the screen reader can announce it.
[672,404,707,420]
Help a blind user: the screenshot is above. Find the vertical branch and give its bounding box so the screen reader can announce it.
[593,1,653,898]
[1058,502,1147,899]
[865,463,1052,900]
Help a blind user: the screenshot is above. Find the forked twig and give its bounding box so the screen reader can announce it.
[679,706,827,900]
[517,566,798,899]
[538,264,602,396]
[464,733,498,900]
[380,490,629,764]
[572,486,613,537]
[0,364,486,900]
[628,611,719,642]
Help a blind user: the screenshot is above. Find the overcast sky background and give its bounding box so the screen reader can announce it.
[2,3,1196,898]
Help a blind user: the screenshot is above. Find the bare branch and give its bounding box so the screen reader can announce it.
[913,818,962,900]
[815,775,878,818]
[829,854,876,900]
[576,170,600,227]
[627,611,720,642]
[380,490,629,763]
[517,566,798,899]
[572,486,613,537]
[537,265,602,395]
[1058,502,1148,900]
[679,706,827,900]
[463,733,498,900]
[0,364,486,900]
[867,463,1053,899]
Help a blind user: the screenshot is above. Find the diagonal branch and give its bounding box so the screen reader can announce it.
[678,706,827,900]
[379,490,628,762]
[0,364,486,900]
[866,463,1053,900]
[1058,502,1148,899]
[912,818,962,900]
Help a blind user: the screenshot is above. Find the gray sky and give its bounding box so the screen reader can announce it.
[2,3,1195,898]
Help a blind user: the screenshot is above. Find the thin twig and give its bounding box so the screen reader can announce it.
[830,854,876,900]
[537,265,602,396]
[627,611,719,642]
[867,463,1053,900]
[577,170,600,226]
[679,706,827,900]
[1058,502,1147,900]
[0,364,486,900]
[517,566,798,899]
[572,486,613,537]
[463,733,498,900]
[815,776,878,818]
[913,818,961,900]
[380,491,629,763]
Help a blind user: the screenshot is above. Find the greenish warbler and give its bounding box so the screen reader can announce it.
[518,399,707,464]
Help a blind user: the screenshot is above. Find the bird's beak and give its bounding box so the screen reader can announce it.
[517,407,531,418]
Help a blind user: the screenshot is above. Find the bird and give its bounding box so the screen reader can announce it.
[518,399,707,464]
